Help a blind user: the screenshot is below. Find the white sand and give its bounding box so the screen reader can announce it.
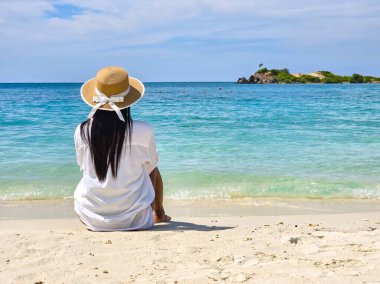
[1,199,380,283]
[308,72,326,79]
[291,72,325,79]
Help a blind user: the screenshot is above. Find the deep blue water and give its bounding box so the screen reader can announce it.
[0,83,379,200]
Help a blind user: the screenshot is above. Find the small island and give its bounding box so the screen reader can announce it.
[237,66,380,84]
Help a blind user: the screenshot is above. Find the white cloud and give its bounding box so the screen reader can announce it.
[2,0,379,44]
[0,0,379,81]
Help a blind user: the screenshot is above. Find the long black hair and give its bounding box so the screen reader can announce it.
[80,108,133,182]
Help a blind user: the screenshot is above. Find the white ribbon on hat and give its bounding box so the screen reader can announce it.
[87,86,130,122]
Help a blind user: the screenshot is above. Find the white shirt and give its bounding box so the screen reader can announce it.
[74,120,158,231]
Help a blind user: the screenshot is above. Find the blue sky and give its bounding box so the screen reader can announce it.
[0,0,379,82]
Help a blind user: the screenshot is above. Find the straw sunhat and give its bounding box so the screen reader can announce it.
[81,66,145,121]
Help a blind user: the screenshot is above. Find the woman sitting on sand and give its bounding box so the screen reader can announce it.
[74,66,170,231]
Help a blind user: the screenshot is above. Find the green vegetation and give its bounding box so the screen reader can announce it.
[363,75,380,83]
[256,67,268,74]
[252,67,380,84]
[350,74,364,83]
[298,75,321,83]
[275,71,297,83]
[318,71,346,83]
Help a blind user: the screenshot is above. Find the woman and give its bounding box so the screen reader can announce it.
[74,66,170,231]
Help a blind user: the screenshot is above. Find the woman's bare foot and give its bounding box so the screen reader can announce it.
[153,208,171,223]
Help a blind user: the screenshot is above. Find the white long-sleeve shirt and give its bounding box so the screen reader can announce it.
[74,120,159,231]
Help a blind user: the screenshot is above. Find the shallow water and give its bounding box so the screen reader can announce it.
[0,83,379,200]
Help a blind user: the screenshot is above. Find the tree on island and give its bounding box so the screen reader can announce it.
[350,73,364,83]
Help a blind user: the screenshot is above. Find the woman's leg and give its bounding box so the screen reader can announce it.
[150,167,171,223]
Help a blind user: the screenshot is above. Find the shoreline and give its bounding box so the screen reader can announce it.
[1,197,380,220]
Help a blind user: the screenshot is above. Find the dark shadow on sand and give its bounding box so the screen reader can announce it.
[152,221,234,232]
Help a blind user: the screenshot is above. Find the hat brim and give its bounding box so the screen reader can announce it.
[80,76,145,111]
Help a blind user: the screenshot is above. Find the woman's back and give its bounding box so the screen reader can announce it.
[74,120,159,231]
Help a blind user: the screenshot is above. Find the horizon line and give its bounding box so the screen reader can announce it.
[0,81,235,84]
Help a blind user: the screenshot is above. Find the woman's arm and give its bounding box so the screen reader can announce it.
[149,167,171,223]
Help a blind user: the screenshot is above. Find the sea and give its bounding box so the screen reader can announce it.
[0,83,379,201]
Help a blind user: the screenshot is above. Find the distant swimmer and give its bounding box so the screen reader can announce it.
[218,86,222,90]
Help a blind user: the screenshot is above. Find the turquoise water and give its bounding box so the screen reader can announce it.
[0,83,379,200]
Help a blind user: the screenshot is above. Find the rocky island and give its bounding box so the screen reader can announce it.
[237,67,380,84]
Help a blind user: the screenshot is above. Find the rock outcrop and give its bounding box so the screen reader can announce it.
[237,77,249,84]
[248,72,276,84]
[237,72,276,84]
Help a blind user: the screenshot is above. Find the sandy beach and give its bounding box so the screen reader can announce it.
[1,198,380,283]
